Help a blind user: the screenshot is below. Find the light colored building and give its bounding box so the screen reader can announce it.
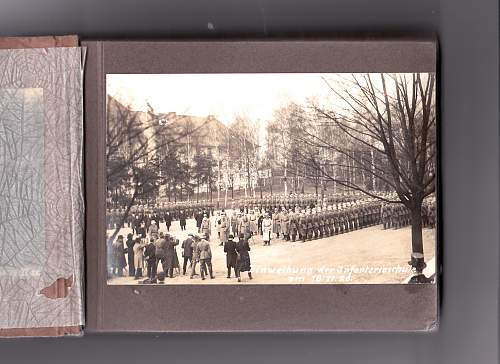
[107,96,260,201]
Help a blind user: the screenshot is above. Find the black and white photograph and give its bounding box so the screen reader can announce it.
[105,72,437,285]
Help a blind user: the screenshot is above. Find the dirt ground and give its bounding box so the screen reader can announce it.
[107,212,436,285]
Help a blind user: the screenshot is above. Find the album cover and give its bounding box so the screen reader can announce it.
[0,36,85,338]
[84,39,439,332]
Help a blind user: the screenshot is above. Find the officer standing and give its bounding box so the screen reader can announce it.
[197,235,214,280]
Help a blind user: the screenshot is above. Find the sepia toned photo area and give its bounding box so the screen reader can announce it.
[105,73,437,285]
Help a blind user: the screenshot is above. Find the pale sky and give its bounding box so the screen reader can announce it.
[106,73,337,126]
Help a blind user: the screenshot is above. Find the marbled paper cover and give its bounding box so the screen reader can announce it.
[0,47,84,334]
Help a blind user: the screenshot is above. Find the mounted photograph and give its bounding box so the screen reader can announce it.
[105,72,437,285]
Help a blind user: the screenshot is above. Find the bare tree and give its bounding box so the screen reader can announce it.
[192,151,217,202]
[227,115,260,198]
[277,73,436,272]
[267,103,310,194]
[106,96,210,243]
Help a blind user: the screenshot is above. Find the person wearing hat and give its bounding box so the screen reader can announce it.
[154,232,167,277]
[125,233,135,277]
[195,210,204,233]
[145,237,157,281]
[201,213,211,240]
[197,235,214,280]
[236,233,253,282]
[136,221,146,240]
[181,234,194,275]
[133,237,147,279]
[190,235,201,279]
[289,211,298,242]
[262,213,273,246]
[281,209,290,241]
[179,210,187,231]
[238,214,251,240]
[298,210,307,242]
[249,210,258,236]
[312,209,320,239]
[131,213,140,235]
[215,211,222,241]
[163,233,179,278]
[257,210,264,236]
[219,210,230,247]
[272,207,281,239]
[164,210,172,232]
[305,209,313,241]
[111,235,127,277]
[230,211,239,236]
[224,234,238,278]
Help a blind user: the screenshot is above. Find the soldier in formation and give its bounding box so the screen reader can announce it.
[107,192,437,282]
[380,197,436,230]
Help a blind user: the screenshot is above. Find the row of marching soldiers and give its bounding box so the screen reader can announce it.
[380,198,437,230]
[215,197,437,244]
[260,201,382,243]
[207,199,383,245]
[106,192,365,231]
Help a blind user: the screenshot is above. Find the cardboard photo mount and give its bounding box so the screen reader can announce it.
[83,39,439,332]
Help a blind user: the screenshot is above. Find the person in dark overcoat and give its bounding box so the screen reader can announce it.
[181,234,194,275]
[236,233,253,282]
[154,232,167,275]
[125,233,135,276]
[190,235,200,278]
[179,211,187,231]
[197,237,214,280]
[164,234,179,278]
[195,211,204,233]
[112,235,127,276]
[173,242,181,275]
[224,235,238,278]
[257,213,264,235]
[144,237,157,280]
[289,212,298,242]
[164,211,172,232]
[136,222,146,239]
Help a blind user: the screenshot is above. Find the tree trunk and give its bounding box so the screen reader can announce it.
[209,179,213,203]
[410,201,425,273]
[315,175,318,197]
[197,177,200,203]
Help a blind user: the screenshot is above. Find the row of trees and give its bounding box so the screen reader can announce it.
[266,73,436,270]
[106,96,261,242]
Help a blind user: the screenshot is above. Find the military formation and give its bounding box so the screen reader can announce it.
[106,193,437,242]
[226,199,384,244]
[107,193,436,284]
[380,198,437,230]
[106,193,369,232]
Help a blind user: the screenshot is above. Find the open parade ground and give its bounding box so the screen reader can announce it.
[107,210,436,285]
